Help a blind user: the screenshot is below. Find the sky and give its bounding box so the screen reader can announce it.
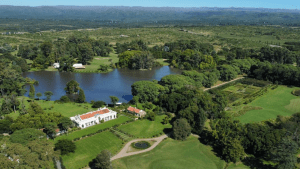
[0,0,299,9]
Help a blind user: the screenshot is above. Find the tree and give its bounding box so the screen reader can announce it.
[109,96,119,106]
[98,64,109,72]
[64,80,80,94]
[44,91,53,101]
[43,122,57,139]
[270,138,298,169]
[40,41,53,57]
[10,128,46,145]
[92,101,106,108]
[59,95,70,103]
[172,118,191,141]
[55,139,76,155]
[58,117,73,132]
[162,116,169,124]
[78,42,94,65]
[0,116,13,133]
[146,111,156,121]
[131,81,165,103]
[76,88,86,103]
[29,84,35,99]
[36,92,42,100]
[92,150,112,169]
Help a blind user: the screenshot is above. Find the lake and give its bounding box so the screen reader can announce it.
[22,66,181,103]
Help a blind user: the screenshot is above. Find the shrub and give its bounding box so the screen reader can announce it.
[59,95,71,103]
[92,101,106,108]
[292,89,300,96]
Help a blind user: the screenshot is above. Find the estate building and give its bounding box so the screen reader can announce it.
[70,107,117,129]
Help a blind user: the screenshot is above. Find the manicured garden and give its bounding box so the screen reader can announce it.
[237,86,300,123]
[55,115,132,142]
[62,131,123,169]
[112,136,248,169]
[117,115,172,138]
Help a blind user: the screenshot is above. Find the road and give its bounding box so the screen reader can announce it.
[203,77,245,91]
[111,134,169,161]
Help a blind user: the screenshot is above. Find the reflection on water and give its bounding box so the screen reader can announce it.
[22,66,181,103]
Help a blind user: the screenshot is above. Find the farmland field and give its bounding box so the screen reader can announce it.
[62,131,123,169]
[117,115,172,138]
[112,136,249,169]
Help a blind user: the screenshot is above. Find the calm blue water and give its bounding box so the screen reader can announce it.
[22,66,181,103]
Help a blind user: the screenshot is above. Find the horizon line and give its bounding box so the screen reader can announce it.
[0,5,299,10]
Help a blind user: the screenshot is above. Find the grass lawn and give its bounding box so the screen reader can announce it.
[9,97,98,118]
[117,115,172,138]
[156,59,170,66]
[112,136,249,169]
[238,86,300,123]
[55,115,132,142]
[62,131,123,169]
[73,51,119,73]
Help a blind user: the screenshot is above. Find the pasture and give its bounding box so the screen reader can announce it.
[237,86,300,123]
[112,136,248,169]
[117,115,172,138]
[62,131,123,169]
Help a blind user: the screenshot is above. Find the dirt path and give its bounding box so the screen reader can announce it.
[203,77,245,91]
[111,134,169,161]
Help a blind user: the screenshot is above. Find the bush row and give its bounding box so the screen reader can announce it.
[240,78,272,87]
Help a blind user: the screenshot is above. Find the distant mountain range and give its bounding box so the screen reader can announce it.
[0,6,299,21]
[0,6,300,32]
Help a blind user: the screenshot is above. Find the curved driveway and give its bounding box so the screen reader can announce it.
[111,134,168,161]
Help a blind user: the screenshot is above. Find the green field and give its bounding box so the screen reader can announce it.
[7,97,99,119]
[62,131,123,169]
[117,115,172,138]
[55,115,132,142]
[112,136,248,169]
[238,86,300,123]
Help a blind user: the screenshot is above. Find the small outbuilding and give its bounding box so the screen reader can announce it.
[127,106,146,118]
[73,63,85,69]
[53,63,60,68]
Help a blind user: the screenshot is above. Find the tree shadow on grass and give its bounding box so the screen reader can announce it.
[241,156,275,169]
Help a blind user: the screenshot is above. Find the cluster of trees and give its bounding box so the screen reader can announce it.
[118,50,158,69]
[63,80,86,103]
[249,61,300,86]
[17,36,113,71]
[201,112,300,168]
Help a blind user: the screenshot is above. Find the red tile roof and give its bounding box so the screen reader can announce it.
[127,106,141,114]
[80,109,110,120]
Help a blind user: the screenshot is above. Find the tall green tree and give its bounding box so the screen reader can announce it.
[270,138,298,169]
[131,81,165,103]
[40,41,53,57]
[36,92,42,100]
[10,128,46,145]
[55,139,76,155]
[172,118,191,141]
[78,42,94,65]
[64,80,80,94]
[29,84,35,99]
[109,96,119,106]
[44,91,53,101]
[58,117,73,132]
[92,150,112,169]
[43,123,57,139]
[76,88,86,103]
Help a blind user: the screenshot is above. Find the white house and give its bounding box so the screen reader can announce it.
[73,63,85,69]
[127,106,146,117]
[70,107,117,129]
[53,63,60,68]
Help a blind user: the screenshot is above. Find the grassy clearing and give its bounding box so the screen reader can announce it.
[117,115,171,138]
[63,131,123,169]
[10,97,98,118]
[112,136,248,169]
[237,86,300,123]
[55,115,132,142]
[156,59,170,66]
